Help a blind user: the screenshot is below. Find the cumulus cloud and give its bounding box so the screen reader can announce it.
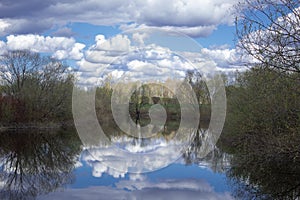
[74,34,133,85]
[78,49,193,85]
[0,1,249,75]
[200,48,247,69]
[132,32,148,45]
[0,34,85,60]
[83,34,132,65]
[0,0,239,37]
[94,34,131,52]
[76,32,248,87]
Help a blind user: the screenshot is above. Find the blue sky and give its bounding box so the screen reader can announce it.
[0,17,236,50]
[0,0,251,85]
[42,22,236,49]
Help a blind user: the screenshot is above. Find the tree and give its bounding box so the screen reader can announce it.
[235,0,300,73]
[184,70,210,105]
[0,50,74,123]
[223,67,300,138]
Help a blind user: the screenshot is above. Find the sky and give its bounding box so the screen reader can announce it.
[0,0,253,86]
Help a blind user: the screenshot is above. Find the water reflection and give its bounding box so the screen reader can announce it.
[0,129,82,200]
[225,134,300,200]
[79,120,230,176]
[39,178,233,200]
[0,123,231,199]
[1,122,299,199]
[41,127,232,200]
[0,122,231,199]
[183,128,230,173]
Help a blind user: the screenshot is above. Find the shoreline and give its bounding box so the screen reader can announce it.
[0,121,74,132]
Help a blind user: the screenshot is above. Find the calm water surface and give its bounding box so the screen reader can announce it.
[0,126,233,200]
[1,126,298,200]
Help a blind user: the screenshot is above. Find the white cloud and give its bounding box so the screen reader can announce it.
[76,32,250,86]
[0,34,85,60]
[132,32,148,45]
[94,34,131,52]
[126,60,170,76]
[75,35,128,84]
[137,0,237,26]
[235,5,300,70]
[201,48,243,69]
[0,0,240,37]
[121,23,217,38]
[85,51,120,64]
[144,45,171,60]
[53,42,86,60]
[181,47,253,72]
[0,40,6,55]
[111,70,124,79]
[129,173,146,181]
[77,33,199,85]
[0,1,251,78]
[76,60,106,72]
[83,34,133,65]
[0,19,11,36]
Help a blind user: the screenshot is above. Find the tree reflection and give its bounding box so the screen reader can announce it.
[182,128,230,173]
[226,133,300,200]
[0,129,82,200]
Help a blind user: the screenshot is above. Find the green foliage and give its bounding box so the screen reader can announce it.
[221,67,300,199]
[95,86,113,120]
[223,67,300,140]
[185,70,210,105]
[141,95,150,105]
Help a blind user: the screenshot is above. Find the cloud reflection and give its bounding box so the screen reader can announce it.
[80,136,188,178]
[39,178,233,200]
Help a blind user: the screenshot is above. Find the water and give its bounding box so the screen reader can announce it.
[0,127,299,199]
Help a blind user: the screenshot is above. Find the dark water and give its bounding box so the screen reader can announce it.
[0,127,299,200]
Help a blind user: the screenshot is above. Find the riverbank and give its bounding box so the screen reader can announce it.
[0,121,74,132]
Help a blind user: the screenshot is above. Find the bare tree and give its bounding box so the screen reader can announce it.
[0,50,44,95]
[235,0,300,73]
[0,50,74,122]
